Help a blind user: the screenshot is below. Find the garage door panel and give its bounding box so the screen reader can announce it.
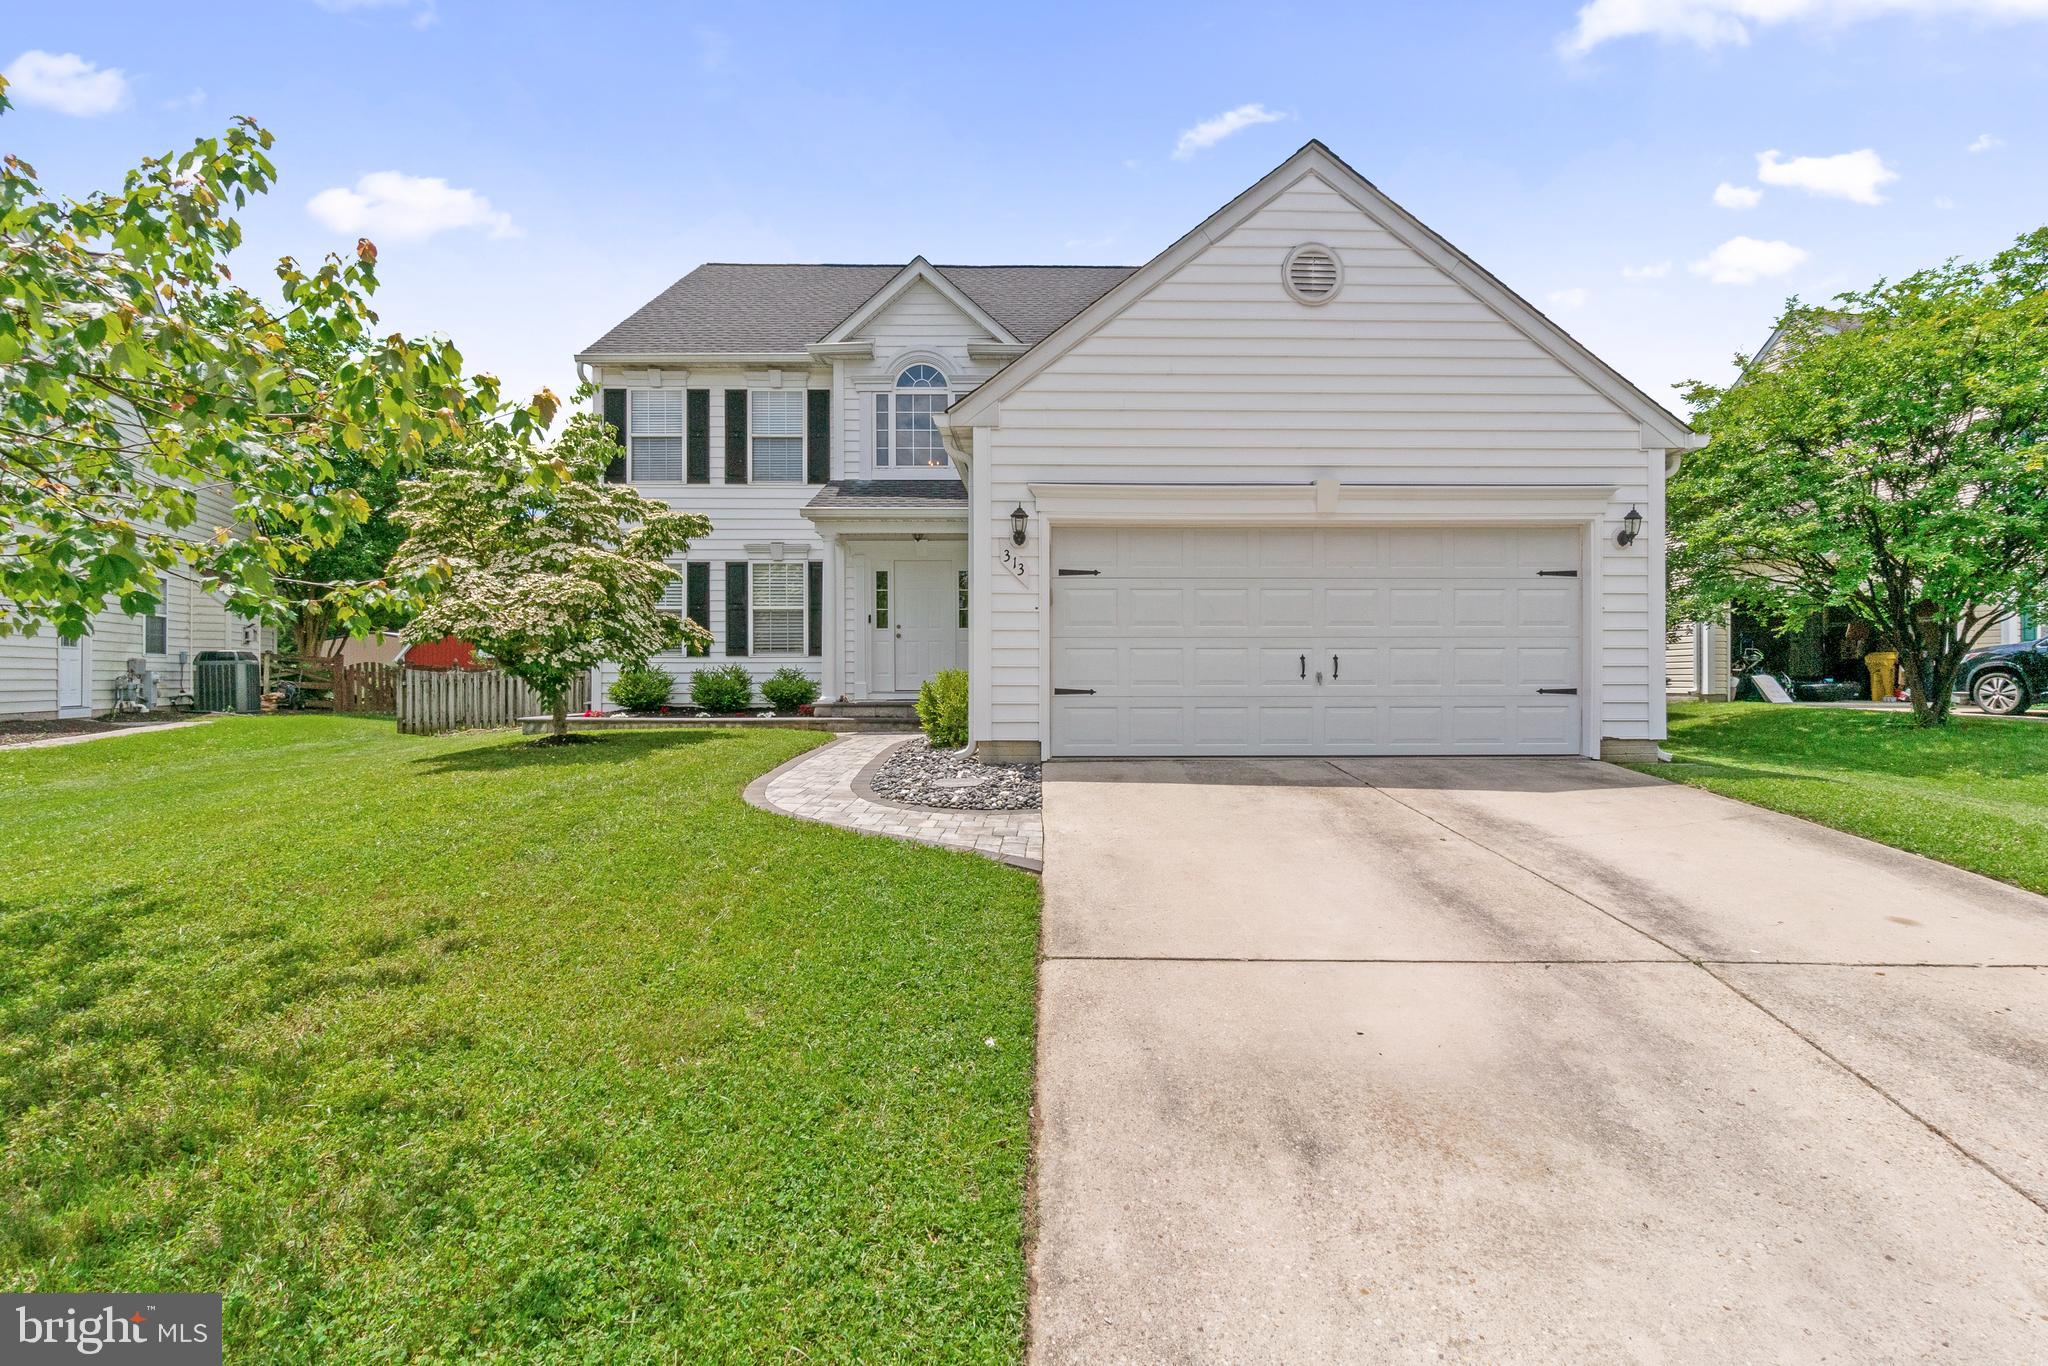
[1052,526,1581,756]
[1324,588,1379,628]
[1257,587,1315,630]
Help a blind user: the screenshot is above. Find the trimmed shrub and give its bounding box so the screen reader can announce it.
[760,667,819,714]
[690,663,754,714]
[916,669,969,749]
[608,663,675,713]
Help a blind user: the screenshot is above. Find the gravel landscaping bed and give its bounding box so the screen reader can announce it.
[867,737,1041,811]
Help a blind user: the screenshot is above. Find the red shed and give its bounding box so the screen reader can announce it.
[398,636,485,671]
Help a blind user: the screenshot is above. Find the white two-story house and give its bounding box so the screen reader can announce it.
[580,141,1701,761]
[577,259,1130,713]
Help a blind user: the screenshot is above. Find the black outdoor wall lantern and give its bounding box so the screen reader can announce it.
[1010,504,1029,546]
[1616,505,1643,548]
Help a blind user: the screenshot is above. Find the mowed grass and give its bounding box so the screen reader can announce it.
[1647,703,2048,895]
[0,717,1040,1362]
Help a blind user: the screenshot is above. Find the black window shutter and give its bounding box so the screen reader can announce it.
[724,390,748,484]
[685,562,710,656]
[686,389,710,484]
[807,561,823,656]
[806,389,831,484]
[602,388,627,482]
[725,562,749,656]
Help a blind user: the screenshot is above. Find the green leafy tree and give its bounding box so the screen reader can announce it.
[0,80,547,640]
[391,409,711,739]
[1671,227,2048,725]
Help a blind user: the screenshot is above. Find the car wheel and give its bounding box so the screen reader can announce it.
[1971,670,2028,715]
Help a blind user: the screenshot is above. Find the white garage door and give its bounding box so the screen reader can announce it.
[1050,526,1582,757]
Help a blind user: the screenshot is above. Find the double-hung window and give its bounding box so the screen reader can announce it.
[873,364,949,469]
[750,390,806,482]
[144,607,167,654]
[628,390,685,482]
[750,562,807,655]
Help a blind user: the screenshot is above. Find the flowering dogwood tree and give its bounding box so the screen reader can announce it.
[392,408,711,739]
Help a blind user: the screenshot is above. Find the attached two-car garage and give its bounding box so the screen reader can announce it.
[1049,525,1583,757]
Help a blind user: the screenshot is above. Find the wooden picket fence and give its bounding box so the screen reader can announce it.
[266,656,402,713]
[397,667,590,735]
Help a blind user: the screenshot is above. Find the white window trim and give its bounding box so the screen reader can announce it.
[871,365,954,477]
[749,561,809,657]
[749,389,808,484]
[626,389,686,484]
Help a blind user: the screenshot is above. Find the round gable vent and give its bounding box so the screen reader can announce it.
[1283,243,1342,305]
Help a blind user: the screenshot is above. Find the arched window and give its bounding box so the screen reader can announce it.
[875,365,950,468]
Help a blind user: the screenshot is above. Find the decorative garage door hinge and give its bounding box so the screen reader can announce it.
[1536,687,1579,695]
[1054,687,1096,696]
[1056,568,1101,576]
[1536,569,1579,577]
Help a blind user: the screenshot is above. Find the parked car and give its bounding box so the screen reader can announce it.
[1960,637,2048,715]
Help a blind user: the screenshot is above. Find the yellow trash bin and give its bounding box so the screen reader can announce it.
[1864,651,1899,702]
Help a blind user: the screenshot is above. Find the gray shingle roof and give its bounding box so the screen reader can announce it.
[581,263,1136,357]
[804,479,968,511]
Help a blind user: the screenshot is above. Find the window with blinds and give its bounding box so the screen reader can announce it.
[750,562,806,655]
[629,390,685,481]
[750,390,805,482]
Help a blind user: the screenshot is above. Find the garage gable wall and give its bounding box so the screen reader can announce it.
[971,161,1672,752]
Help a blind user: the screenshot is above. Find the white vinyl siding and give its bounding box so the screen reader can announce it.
[588,367,830,701]
[973,169,1671,753]
[750,390,805,483]
[628,390,685,482]
[838,280,998,480]
[750,562,806,656]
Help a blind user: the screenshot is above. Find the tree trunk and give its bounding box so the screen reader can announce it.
[550,689,568,739]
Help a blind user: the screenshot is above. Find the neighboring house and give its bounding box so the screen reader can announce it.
[0,489,272,719]
[581,140,1701,760]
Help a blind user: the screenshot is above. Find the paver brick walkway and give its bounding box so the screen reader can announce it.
[744,733,1043,871]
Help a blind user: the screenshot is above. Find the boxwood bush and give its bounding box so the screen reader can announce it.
[916,669,969,749]
[690,663,755,714]
[760,667,819,714]
[608,664,675,713]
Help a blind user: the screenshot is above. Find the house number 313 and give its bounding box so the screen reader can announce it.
[997,544,1029,585]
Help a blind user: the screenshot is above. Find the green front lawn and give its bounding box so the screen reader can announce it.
[1648,703,2048,895]
[0,718,1039,1361]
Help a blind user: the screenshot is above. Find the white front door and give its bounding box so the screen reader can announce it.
[57,635,90,716]
[891,559,960,694]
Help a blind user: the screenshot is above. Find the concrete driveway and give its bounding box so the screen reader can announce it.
[1033,757,2048,1363]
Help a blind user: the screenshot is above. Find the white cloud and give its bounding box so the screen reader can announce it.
[162,87,207,112]
[306,172,518,242]
[694,26,732,72]
[1622,260,1673,280]
[1562,0,2048,55]
[312,0,437,29]
[1690,236,1810,285]
[1967,132,2003,153]
[1172,104,1289,160]
[1756,147,1898,203]
[1712,181,1763,209]
[1933,195,1957,209]
[1545,287,1590,312]
[2,50,130,117]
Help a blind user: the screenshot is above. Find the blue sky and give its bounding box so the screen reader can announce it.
[6,1,2046,418]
